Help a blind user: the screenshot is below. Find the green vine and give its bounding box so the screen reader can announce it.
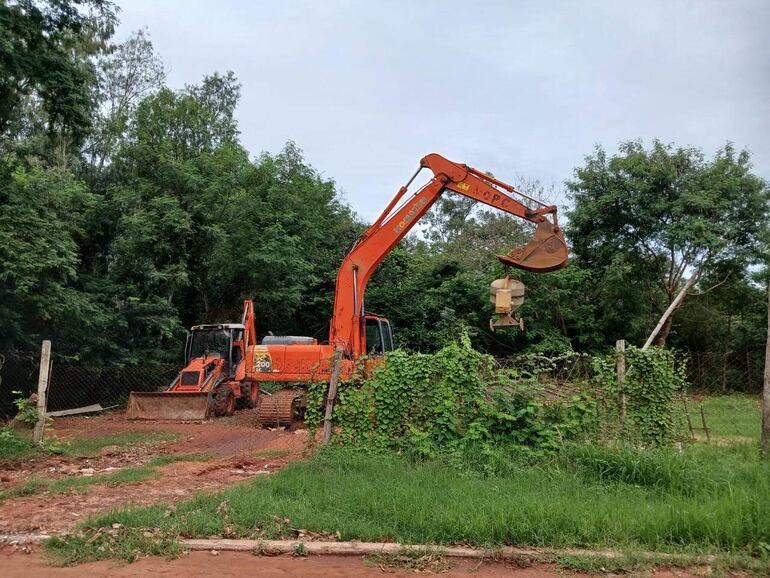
[308,333,596,464]
[593,346,687,447]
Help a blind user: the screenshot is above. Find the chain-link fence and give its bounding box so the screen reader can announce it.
[685,349,764,393]
[1,344,764,422]
[0,351,178,421]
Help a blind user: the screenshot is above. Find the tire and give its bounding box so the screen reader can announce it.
[213,386,236,417]
[245,382,259,409]
[235,382,259,410]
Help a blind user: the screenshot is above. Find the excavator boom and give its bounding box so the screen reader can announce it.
[330,153,568,355]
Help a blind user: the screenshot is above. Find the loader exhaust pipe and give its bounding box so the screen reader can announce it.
[497,220,568,272]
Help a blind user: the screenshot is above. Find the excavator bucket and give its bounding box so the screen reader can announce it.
[125,391,211,421]
[497,220,569,272]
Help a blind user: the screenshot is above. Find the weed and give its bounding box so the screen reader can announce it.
[365,547,449,573]
[148,453,211,467]
[0,454,208,502]
[46,528,179,565]
[0,427,38,461]
[253,449,290,459]
[61,431,177,457]
[11,391,38,426]
[292,541,308,557]
[554,552,650,573]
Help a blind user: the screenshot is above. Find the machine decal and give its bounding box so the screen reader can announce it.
[252,345,273,372]
[456,181,470,191]
[393,197,428,234]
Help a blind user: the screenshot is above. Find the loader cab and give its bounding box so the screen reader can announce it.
[185,323,246,375]
[363,315,394,357]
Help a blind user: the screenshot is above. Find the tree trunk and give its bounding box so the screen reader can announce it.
[644,274,699,350]
[761,279,770,458]
[652,314,675,347]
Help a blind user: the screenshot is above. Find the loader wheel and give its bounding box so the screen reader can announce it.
[213,387,236,417]
[235,382,259,410]
[245,382,259,409]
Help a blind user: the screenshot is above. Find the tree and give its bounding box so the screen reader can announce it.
[0,0,116,145]
[85,28,166,183]
[0,162,116,357]
[568,141,769,347]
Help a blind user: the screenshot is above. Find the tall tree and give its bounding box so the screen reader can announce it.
[0,0,116,146]
[568,141,769,346]
[85,28,166,183]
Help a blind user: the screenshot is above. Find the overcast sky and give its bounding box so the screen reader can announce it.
[115,0,770,221]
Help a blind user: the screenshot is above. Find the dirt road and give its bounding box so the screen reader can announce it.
[0,548,580,577]
[0,412,308,534]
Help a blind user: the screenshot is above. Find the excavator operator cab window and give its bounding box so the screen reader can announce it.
[364,318,395,356]
[381,320,394,352]
[365,318,383,356]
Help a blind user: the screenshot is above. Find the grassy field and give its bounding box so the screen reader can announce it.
[700,394,761,441]
[48,394,770,567]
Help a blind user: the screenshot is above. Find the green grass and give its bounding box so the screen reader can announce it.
[700,394,761,441]
[47,394,769,568]
[0,454,210,501]
[0,427,39,461]
[60,444,770,556]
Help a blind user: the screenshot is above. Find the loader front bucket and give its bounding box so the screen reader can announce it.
[497,219,569,272]
[125,391,211,421]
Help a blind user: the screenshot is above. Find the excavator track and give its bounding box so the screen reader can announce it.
[257,388,305,427]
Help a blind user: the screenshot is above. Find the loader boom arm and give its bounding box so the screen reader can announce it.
[329,153,568,355]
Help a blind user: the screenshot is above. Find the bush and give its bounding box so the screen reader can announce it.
[309,334,596,466]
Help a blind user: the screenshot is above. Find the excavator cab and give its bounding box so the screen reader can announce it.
[363,315,394,356]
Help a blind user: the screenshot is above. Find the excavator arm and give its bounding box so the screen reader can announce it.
[330,153,568,355]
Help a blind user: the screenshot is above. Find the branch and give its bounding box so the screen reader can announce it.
[689,273,731,296]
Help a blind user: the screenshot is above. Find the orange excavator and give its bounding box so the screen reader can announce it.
[126,153,568,421]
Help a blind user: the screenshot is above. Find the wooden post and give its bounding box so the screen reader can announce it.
[322,347,344,446]
[761,280,770,457]
[616,339,627,429]
[33,340,52,445]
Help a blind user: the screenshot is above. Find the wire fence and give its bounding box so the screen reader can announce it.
[0,345,763,422]
[685,350,765,393]
[0,351,177,421]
